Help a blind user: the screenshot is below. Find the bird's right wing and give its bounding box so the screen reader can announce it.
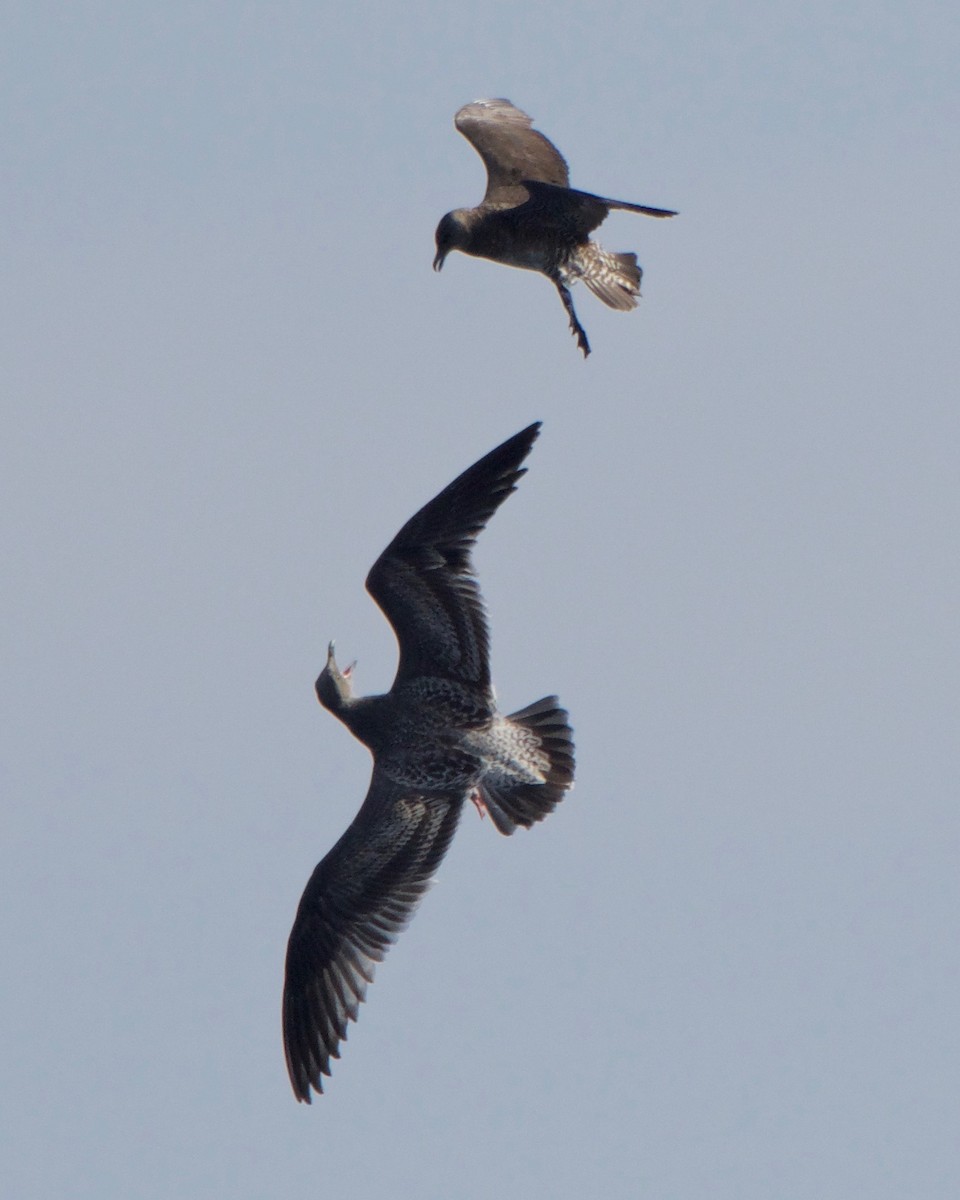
[455,99,569,207]
[521,181,678,238]
[366,422,540,689]
[282,771,462,1101]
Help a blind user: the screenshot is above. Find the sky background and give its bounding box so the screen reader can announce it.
[3,2,959,1197]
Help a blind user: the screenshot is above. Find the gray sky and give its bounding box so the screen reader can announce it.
[3,3,959,1197]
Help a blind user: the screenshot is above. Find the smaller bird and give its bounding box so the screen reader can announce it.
[282,423,575,1101]
[434,98,676,357]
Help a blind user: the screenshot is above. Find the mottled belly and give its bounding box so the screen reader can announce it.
[379,737,482,791]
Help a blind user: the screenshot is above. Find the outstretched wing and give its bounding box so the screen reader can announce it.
[455,99,569,208]
[366,422,540,689]
[282,772,463,1101]
[519,181,678,239]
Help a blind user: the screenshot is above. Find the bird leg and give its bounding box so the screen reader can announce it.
[469,788,487,820]
[553,279,591,357]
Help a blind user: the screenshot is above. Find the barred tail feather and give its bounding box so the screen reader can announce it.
[478,696,575,836]
[579,246,642,311]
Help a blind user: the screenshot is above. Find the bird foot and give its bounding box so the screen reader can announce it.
[469,789,486,820]
[554,279,591,357]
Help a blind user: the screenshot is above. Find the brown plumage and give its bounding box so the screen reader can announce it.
[434,98,676,356]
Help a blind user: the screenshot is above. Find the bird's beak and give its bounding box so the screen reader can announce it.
[326,642,355,679]
[432,248,446,272]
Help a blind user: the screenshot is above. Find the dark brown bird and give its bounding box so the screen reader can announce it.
[434,98,676,356]
[282,423,575,1101]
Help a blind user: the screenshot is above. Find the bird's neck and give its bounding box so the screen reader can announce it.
[325,692,391,752]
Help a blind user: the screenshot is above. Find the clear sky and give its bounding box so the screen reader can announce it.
[3,2,959,1197]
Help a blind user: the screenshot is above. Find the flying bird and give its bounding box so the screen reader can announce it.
[434,98,676,356]
[282,423,575,1101]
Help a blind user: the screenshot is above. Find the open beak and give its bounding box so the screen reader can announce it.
[432,248,446,272]
[326,642,355,678]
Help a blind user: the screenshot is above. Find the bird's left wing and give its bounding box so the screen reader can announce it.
[455,99,569,207]
[282,771,462,1101]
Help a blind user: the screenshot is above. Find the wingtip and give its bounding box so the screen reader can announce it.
[506,420,542,460]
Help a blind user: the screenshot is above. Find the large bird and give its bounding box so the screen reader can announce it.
[434,98,676,356]
[282,423,575,1100]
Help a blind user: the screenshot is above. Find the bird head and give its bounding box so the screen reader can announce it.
[315,642,356,713]
[433,210,470,270]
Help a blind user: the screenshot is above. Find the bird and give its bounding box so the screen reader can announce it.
[282,422,575,1101]
[433,98,676,357]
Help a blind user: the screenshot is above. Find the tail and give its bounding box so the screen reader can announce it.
[477,696,575,836]
[575,243,643,311]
